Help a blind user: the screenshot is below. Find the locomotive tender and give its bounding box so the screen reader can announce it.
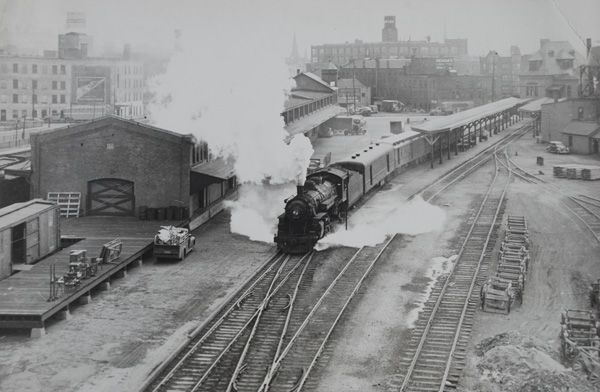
[274,130,431,253]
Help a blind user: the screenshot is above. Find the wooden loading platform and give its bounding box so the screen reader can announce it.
[0,216,177,337]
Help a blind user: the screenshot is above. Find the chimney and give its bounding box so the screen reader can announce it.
[296,69,301,75]
[586,38,592,57]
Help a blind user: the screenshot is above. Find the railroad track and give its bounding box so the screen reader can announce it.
[144,239,395,392]
[396,141,512,391]
[143,251,308,392]
[418,122,532,201]
[565,195,600,243]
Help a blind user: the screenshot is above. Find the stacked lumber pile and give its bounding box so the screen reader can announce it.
[553,164,600,180]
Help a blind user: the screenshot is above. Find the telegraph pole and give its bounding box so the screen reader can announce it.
[351,58,357,111]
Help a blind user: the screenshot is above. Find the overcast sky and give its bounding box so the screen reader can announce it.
[1,0,599,58]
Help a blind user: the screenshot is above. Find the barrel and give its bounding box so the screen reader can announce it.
[146,207,156,220]
[156,207,166,221]
[537,156,544,166]
[138,206,148,220]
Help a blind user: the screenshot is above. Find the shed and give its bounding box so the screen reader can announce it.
[561,121,600,154]
[0,199,60,279]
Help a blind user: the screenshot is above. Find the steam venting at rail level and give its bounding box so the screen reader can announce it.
[147,1,313,242]
[315,190,446,250]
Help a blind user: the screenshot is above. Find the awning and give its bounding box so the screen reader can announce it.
[191,158,235,181]
[518,97,558,113]
[285,105,346,137]
[411,97,527,135]
[561,121,600,137]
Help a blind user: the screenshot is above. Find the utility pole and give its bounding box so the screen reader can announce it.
[351,58,357,111]
[491,51,498,102]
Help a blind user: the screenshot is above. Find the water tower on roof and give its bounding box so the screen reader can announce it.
[382,16,398,42]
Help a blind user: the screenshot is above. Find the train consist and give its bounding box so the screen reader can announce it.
[275,130,432,253]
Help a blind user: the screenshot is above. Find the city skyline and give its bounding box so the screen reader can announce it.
[1,0,599,59]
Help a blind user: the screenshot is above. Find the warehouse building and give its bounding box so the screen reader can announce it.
[30,116,236,226]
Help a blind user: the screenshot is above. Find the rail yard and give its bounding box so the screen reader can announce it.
[2,3,600,392]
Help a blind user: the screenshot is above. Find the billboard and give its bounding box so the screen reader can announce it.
[71,65,111,104]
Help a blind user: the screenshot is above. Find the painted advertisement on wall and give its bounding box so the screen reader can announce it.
[71,65,111,104]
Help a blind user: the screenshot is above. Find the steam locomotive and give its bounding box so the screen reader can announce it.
[274,130,430,253]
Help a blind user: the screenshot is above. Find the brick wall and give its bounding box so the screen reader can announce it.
[540,98,599,143]
[31,118,192,216]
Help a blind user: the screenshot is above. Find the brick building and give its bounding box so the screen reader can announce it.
[336,77,370,108]
[311,17,468,67]
[338,58,492,110]
[540,97,600,155]
[519,39,583,100]
[480,46,521,99]
[0,33,144,123]
[30,116,236,224]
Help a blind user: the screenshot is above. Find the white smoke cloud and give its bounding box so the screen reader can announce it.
[315,193,446,250]
[147,1,313,241]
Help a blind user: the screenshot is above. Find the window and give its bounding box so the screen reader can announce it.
[32,80,37,89]
[529,60,542,72]
[12,94,18,103]
[60,65,66,74]
[13,63,18,73]
[32,64,38,73]
[568,135,573,147]
[12,110,18,119]
[41,109,47,118]
[13,79,18,89]
[578,107,584,120]
[52,65,57,74]
[21,109,26,118]
[60,81,65,90]
[52,95,57,103]
[60,94,65,103]
[32,94,37,104]
[32,109,37,118]
[52,81,57,89]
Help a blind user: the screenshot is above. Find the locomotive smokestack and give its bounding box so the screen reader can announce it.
[297,185,304,195]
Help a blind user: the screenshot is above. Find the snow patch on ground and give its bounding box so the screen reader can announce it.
[404,254,458,328]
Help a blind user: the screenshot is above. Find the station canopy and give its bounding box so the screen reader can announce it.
[411,97,527,135]
[519,97,565,113]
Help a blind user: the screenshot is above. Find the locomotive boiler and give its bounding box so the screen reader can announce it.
[274,168,350,254]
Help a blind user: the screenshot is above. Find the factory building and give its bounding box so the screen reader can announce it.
[0,32,144,124]
[29,116,236,227]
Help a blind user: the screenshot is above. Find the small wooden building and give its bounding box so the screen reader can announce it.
[0,199,60,279]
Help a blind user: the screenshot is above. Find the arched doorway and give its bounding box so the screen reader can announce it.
[87,178,135,216]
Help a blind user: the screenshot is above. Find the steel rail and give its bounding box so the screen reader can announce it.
[423,124,531,202]
[261,246,365,386]
[292,235,396,392]
[437,148,512,391]
[223,255,292,392]
[148,252,311,392]
[258,252,315,392]
[148,252,286,392]
[400,141,511,391]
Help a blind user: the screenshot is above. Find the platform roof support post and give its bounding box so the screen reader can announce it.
[474,123,478,145]
[455,128,459,155]
[447,131,451,160]
[439,133,443,164]
[424,135,439,169]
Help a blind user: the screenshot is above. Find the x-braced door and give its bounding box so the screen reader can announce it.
[87,178,135,216]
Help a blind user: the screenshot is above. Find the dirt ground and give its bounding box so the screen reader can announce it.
[458,136,600,391]
[3,121,592,392]
[0,211,274,392]
[313,132,600,391]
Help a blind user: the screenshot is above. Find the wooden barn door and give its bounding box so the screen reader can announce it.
[87,178,135,216]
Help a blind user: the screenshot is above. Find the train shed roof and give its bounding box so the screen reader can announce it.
[411,97,527,135]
